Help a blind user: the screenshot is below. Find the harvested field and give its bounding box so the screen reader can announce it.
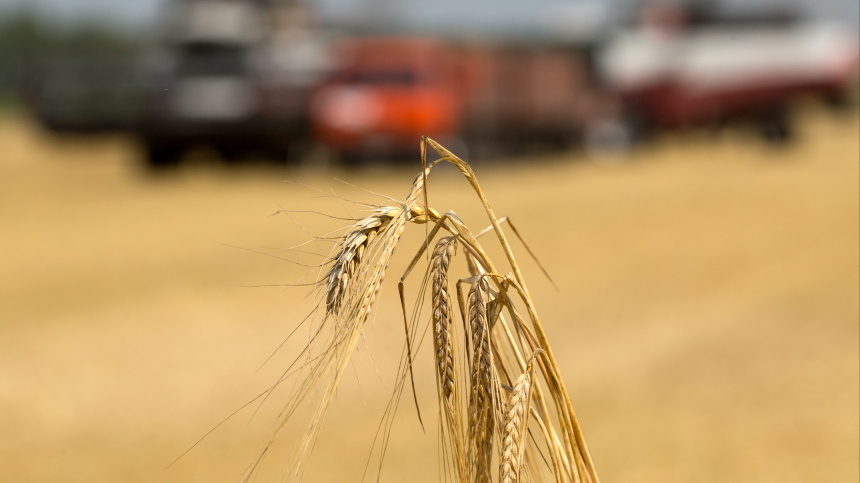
[0,108,857,482]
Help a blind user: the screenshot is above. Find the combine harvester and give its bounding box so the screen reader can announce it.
[594,2,859,148]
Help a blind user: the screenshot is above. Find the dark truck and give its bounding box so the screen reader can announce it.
[142,0,332,166]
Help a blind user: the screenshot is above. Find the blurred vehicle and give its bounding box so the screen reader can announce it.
[597,3,860,145]
[28,57,144,132]
[310,37,597,160]
[457,44,598,157]
[18,0,859,165]
[142,0,332,166]
[309,38,460,160]
[10,12,147,133]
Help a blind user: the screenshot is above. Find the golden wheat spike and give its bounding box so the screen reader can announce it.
[431,236,458,399]
[243,140,601,483]
[500,351,540,483]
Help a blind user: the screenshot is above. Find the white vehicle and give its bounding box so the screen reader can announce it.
[143,0,332,166]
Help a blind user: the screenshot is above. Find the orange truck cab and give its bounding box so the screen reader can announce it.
[310,38,463,159]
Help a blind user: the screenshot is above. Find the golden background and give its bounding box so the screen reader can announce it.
[0,107,857,482]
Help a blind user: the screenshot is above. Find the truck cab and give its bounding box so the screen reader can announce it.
[143,0,331,166]
[309,37,462,161]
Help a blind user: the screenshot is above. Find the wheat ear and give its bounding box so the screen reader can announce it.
[500,350,540,483]
[324,207,397,316]
[468,276,494,483]
[277,171,433,481]
[431,236,458,399]
[324,204,434,317]
[423,137,600,483]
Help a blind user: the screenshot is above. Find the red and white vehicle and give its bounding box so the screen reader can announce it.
[597,11,859,142]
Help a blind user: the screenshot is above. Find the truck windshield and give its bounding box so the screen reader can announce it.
[176,43,247,77]
[345,70,421,85]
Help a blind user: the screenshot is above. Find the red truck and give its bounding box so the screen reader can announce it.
[309,38,461,160]
[309,37,597,160]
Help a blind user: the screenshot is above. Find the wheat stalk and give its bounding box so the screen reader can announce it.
[245,141,600,483]
[421,137,599,483]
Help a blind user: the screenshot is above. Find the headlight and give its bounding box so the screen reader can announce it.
[312,87,384,132]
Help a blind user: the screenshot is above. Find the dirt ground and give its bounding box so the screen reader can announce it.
[0,108,857,483]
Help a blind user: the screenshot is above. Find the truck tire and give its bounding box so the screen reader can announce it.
[584,119,633,159]
[339,151,365,167]
[759,106,794,144]
[145,140,181,169]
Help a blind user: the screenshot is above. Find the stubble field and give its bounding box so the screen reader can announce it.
[0,108,857,482]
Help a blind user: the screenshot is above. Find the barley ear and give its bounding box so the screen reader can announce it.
[323,207,396,316]
[468,276,494,482]
[431,236,458,399]
[500,349,542,483]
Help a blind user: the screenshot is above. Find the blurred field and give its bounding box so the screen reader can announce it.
[0,108,857,483]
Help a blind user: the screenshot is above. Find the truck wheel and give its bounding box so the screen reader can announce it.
[145,141,181,169]
[759,106,794,144]
[584,119,633,159]
[340,151,365,167]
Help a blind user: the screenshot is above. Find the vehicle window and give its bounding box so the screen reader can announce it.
[345,70,421,85]
[176,43,247,77]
